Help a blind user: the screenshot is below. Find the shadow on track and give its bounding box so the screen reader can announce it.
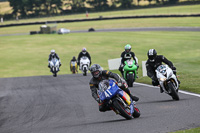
[138,98,187,105]
[56,118,127,129]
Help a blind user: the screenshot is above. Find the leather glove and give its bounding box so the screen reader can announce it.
[171,66,176,70]
[136,64,139,68]
[118,78,128,88]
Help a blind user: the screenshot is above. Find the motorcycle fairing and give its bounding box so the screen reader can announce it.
[123,60,137,80]
[99,80,132,106]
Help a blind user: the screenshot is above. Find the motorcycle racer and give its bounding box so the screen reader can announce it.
[89,64,139,112]
[77,47,91,67]
[119,44,139,76]
[146,49,180,93]
[48,49,61,68]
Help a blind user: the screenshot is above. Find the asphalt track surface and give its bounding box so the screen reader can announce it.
[0,74,200,133]
[0,27,200,37]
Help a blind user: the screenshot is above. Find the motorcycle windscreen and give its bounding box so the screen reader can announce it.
[124,61,137,71]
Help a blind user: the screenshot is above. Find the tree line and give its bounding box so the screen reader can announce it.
[4,0,198,19]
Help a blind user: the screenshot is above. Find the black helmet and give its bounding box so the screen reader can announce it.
[147,49,157,62]
[82,47,87,54]
[89,64,102,78]
[72,56,76,60]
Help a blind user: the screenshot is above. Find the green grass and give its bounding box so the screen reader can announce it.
[1,4,200,25]
[170,127,200,133]
[0,17,200,35]
[0,31,199,94]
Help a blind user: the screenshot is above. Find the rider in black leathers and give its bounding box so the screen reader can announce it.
[89,64,139,112]
[48,49,61,68]
[146,49,180,93]
[77,47,91,67]
[119,44,139,76]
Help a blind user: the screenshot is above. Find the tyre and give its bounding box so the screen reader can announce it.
[83,67,87,76]
[113,99,133,120]
[168,82,179,101]
[132,107,140,118]
[53,72,57,77]
[72,66,75,74]
[127,74,133,87]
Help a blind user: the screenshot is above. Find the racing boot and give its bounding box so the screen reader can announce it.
[126,89,139,102]
[130,94,139,102]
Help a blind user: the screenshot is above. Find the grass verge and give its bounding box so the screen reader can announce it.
[1,4,200,25]
[170,127,200,133]
[0,17,200,35]
[0,31,199,94]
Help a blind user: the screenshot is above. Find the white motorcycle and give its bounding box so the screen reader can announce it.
[156,65,179,100]
[79,56,90,76]
[49,58,60,77]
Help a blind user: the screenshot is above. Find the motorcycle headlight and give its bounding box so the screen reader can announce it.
[160,77,166,81]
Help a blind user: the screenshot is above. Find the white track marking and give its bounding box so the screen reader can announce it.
[134,82,200,98]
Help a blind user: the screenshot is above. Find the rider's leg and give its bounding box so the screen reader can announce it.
[120,84,139,102]
[152,79,163,93]
[118,66,124,77]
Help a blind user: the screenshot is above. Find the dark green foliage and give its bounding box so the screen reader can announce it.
[8,0,63,17]
[6,0,199,18]
[118,0,132,8]
[87,0,109,11]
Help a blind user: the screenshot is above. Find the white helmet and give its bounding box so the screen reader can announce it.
[51,49,55,55]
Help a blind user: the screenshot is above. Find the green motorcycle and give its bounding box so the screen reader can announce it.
[123,59,138,87]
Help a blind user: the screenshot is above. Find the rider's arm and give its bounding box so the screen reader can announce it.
[102,70,121,82]
[77,52,81,62]
[55,53,60,60]
[161,55,174,68]
[120,52,124,64]
[87,52,91,61]
[89,83,99,102]
[131,52,137,64]
[48,55,51,61]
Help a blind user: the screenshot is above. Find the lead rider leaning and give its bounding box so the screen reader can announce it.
[89,64,139,112]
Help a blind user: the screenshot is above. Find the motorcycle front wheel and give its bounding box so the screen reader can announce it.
[132,107,140,118]
[168,82,179,101]
[83,67,87,76]
[113,99,133,120]
[127,74,134,87]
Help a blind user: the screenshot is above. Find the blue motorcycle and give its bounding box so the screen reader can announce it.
[98,79,140,120]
